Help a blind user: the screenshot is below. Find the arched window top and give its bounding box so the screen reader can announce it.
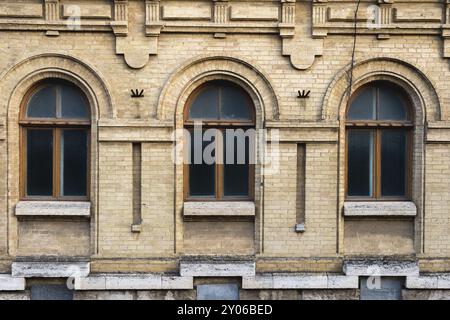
[186,81,254,122]
[347,81,411,122]
[25,81,90,120]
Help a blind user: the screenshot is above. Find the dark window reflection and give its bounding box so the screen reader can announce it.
[188,130,216,197]
[381,130,408,197]
[347,130,374,197]
[27,129,53,196]
[223,130,250,197]
[61,129,88,196]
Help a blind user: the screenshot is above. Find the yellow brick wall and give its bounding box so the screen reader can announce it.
[0,0,449,273]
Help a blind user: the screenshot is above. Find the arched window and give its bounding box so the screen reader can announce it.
[184,81,255,200]
[20,80,91,200]
[346,81,413,199]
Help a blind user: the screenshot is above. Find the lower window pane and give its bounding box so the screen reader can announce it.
[27,129,53,196]
[347,130,374,197]
[61,129,88,197]
[188,130,216,197]
[381,130,408,197]
[223,130,250,197]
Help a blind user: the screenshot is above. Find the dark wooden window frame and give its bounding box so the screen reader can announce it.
[19,82,91,201]
[183,82,256,202]
[345,82,414,201]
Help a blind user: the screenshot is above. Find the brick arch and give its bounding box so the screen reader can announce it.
[322,57,442,123]
[0,53,115,120]
[157,55,280,123]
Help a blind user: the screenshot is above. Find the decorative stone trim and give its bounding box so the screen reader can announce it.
[0,275,26,291]
[12,262,90,278]
[180,261,255,277]
[183,201,255,217]
[74,274,193,290]
[45,0,60,22]
[406,274,450,289]
[213,0,229,24]
[343,260,419,277]
[343,201,417,217]
[242,274,359,289]
[15,201,91,217]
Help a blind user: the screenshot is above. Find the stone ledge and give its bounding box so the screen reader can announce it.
[183,202,255,217]
[0,275,26,291]
[12,262,90,278]
[343,201,417,217]
[242,274,359,289]
[74,274,193,290]
[343,260,419,276]
[180,261,255,277]
[406,274,450,289]
[15,201,91,217]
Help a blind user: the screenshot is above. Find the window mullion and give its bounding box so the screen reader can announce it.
[375,129,381,199]
[54,128,60,199]
[216,128,223,199]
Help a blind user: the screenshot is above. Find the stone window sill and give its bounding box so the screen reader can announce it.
[343,201,417,217]
[183,201,255,217]
[15,201,91,217]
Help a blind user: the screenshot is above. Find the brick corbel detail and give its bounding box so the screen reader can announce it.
[113,0,161,69]
[281,0,323,70]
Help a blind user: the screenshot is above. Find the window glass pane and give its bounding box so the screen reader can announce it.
[347,130,374,197]
[26,129,53,196]
[188,87,219,120]
[60,84,90,119]
[27,86,57,118]
[61,129,88,197]
[223,129,250,197]
[347,87,376,120]
[378,87,408,121]
[381,130,408,197]
[188,129,216,197]
[220,86,252,120]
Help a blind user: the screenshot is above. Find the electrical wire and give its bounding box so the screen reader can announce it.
[347,0,362,100]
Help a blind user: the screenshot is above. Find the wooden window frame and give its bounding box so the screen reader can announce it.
[183,82,256,202]
[345,82,414,201]
[19,81,91,201]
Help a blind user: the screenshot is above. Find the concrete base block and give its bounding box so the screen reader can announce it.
[402,289,450,300]
[74,274,193,290]
[343,201,417,217]
[242,274,358,289]
[0,274,26,291]
[406,274,450,289]
[12,262,90,278]
[180,261,255,277]
[0,291,30,300]
[302,290,360,300]
[15,201,91,217]
[343,260,419,276]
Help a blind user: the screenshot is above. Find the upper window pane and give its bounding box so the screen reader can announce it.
[378,86,408,121]
[347,87,376,121]
[347,82,410,121]
[188,87,219,120]
[220,86,252,120]
[27,86,57,118]
[60,84,89,119]
[26,82,89,120]
[187,82,253,122]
